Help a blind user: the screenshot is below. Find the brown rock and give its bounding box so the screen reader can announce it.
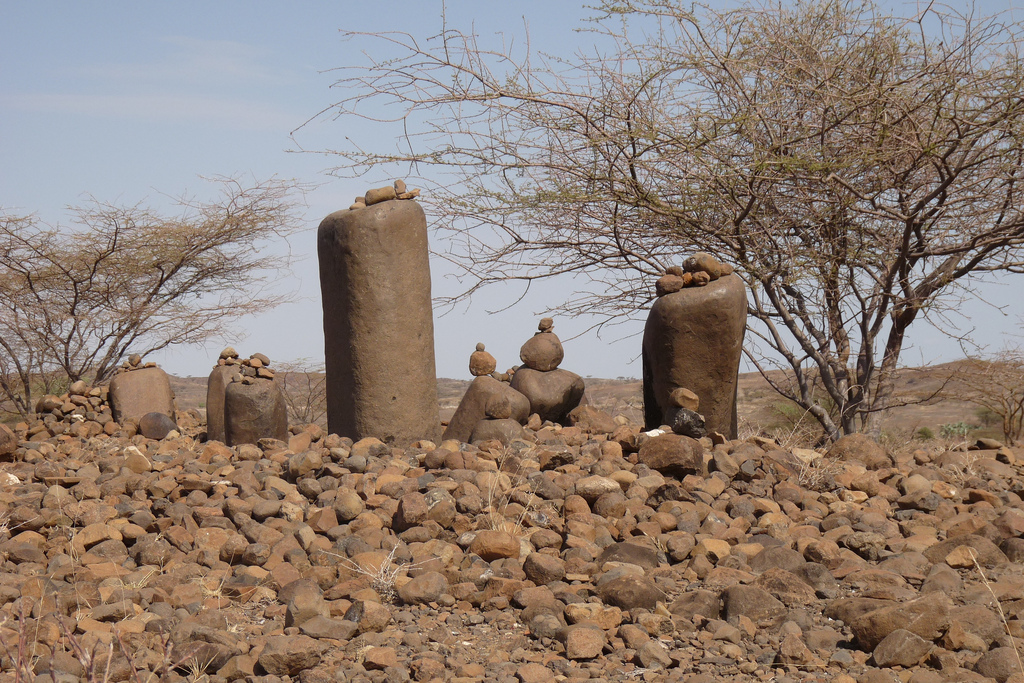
[469,530,520,561]
[642,273,746,438]
[223,378,288,446]
[638,433,703,477]
[721,585,787,627]
[568,404,617,434]
[975,647,1020,683]
[0,424,17,459]
[509,367,585,424]
[469,343,497,376]
[827,433,892,470]
[562,624,606,660]
[523,553,566,585]
[257,635,323,676]
[318,200,441,445]
[397,571,448,605]
[598,575,666,611]
[443,375,530,443]
[923,534,1008,567]
[655,274,685,296]
[364,186,397,206]
[848,592,951,651]
[469,417,526,445]
[363,646,398,670]
[139,412,177,440]
[108,366,175,423]
[872,629,932,667]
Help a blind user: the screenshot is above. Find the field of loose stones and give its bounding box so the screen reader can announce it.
[3,406,1024,683]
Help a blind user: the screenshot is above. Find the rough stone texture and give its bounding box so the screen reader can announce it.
[318,200,441,445]
[509,367,586,424]
[108,366,175,424]
[848,592,951,650]
[0,424,17,459]
[206,364,237,443]
[223,379,288,446]
[443,375,530,443]
[638,433,703,477]
[872,629,932,667]
[827,433,892,470]
[469,417,526,445]
[519,331,564,372]
[138,412,177,440]
[642,273,746,437]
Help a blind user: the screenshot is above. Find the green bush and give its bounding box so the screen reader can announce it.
[916,427,935,440]
[940,421,973,439]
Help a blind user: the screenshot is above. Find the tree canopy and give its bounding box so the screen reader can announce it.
[319,0,1024,440]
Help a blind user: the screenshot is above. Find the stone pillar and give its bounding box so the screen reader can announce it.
[224,377,288,446]
[642,273,747,438]
[108,366,175,424]
[318,197,441,445]
[205,365,237,443]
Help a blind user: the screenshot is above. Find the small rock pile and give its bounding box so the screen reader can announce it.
[27,380,115,441]
[349,180,421,211]
[655,253,735,297]
[509,318,586,425]
[3,398,1024,683]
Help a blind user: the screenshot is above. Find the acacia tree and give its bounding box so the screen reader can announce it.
[318,0,1024,441]
[0,177,302,416]
[945,349,1024,445]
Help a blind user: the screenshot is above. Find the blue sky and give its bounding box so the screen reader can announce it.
[2,1,1022,380]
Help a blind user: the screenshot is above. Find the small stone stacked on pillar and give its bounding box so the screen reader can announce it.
[206,346,241,443]
[223,352,288,446]
[643,252,746,439]
[509,318,585,424]
[318,180,441,446]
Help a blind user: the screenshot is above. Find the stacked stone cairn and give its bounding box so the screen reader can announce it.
[442,343,531,444]
[221,351,289,447]
[509,318,586,425]
[18,355,198,443]
[643,252,747,439]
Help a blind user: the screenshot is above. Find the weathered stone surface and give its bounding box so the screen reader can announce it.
[509,367,585,424]
[638,433,703,477]
[398,571,448,605]
[206,364,237,443]
[848,592,951,650]
[469,530,520,561]
[469,343,497,376]
[139,412,177,440]
[223,379,288,446]
[519,328,564,372]
[469,417,526,445]
[597,575,666,611]
[827,433,891,470]
[721,585,786,627]
[0,424,17,459]
[443,375,530,443]
[318,199,441,445]
[257,635,323,675]
[108,366,175,423]
[974,647,1020,683]
[872,629,932,668]
[642,273,746,437]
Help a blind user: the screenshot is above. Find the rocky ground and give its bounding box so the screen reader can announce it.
[1,404,1024,683]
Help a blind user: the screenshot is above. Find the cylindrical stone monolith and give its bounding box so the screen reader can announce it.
[205,364,238,443]
[642,273,746,438]
[224,379,288,446]
[108,366,175,424]
[318,199,441,445]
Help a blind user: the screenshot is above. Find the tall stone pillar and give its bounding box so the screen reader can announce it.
[318,196,441,445]
[642,271,747,438]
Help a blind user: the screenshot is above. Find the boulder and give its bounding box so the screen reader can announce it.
[827,433,891,470]
[642,273,746,438]
[443,375,530,443]
[318,199,441,445]
[638,433,704,477]
[510,367,586,424]
[223,378,288,446]
[108,366,175,424]
[138,412,177,440]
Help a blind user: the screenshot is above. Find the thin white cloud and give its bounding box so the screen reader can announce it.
[1,92,301,131]
[66,36,295,87]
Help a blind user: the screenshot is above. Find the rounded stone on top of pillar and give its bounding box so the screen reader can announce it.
[642,270,746,439]
[318,197,441,445]
[469,343,497,377]
[520,317,564,372]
